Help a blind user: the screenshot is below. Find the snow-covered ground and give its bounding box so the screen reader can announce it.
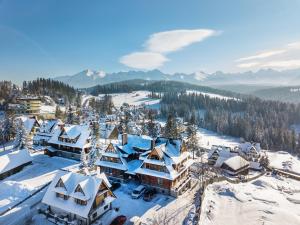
[186,90,236,101]
[267,151,300,173]
[30,180,198,225]
[99,91,160,109]
[110,182,197,225]
[197,128,240,149]
[199,174,300,225]
[0,153,77,216]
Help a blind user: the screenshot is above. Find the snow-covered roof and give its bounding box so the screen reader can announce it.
[118,134,153,152]
[135,139,193,180]
[42,170,115,219]
[38,119,59,134]
[208,146,233,159]
[48,124,91,149]
[0,149,32,175]
[95,143,128,171]
[238,142,261,154]
[17,116,38,133]
[99,122,118,139]
[222,155,250,171]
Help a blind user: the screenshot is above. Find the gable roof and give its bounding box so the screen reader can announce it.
[48,124,91,149]
[135,139,193,180]
[17,116,38,133]
[222,155,250,171]
[0,149,32,175]
[42,170,115,218]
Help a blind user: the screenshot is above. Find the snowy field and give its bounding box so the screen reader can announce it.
[0,153,77,218]
[197,128,240,149]
[267,151,300,173]
[199,174,300,225]
[99,91,160,109]
[186,90,236,101]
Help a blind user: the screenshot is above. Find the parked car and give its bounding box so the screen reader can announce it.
[131,185,146,199]
[143,188,157,201]
[111,181,121,191]
[110,215,127,225]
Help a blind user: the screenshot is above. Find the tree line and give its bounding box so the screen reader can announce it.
[22,78,80,105]
[160,92,300,154]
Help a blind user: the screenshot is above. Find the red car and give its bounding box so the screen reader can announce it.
[110,215,127,225]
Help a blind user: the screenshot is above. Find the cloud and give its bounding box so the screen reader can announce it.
[236,40,300,70]
[145,29,218,53]
[237,62,261,68]
[120,52,169,70]
[237,49,286,62]
[287,41,300,49]
[120,29,219,70]
[262,59,300,69]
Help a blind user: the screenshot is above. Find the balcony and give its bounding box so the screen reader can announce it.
[171,175,192,197]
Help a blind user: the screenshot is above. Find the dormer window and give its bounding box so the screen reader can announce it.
[56,192,69,200]
[75,185,85,196]
[55,178,66,189]
[74,198,87,205]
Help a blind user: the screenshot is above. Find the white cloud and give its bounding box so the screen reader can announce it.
[120,28,219,70]
[237,62,260,68]
[287,41,300,49]
[261,59,300,69]
[236,40,300,70]
[120,52,169,70]
[236,49,286,62]
[145,29,218,53]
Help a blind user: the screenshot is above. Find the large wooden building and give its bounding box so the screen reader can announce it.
[96,133,194,197]
[135,139,193,196]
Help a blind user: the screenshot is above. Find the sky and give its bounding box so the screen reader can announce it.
[1,0,300,82]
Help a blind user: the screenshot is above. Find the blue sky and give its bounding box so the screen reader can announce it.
[1,0,300,82]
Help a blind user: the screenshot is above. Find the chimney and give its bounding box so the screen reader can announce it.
[151,139,156,150]
[122,133,128,146]
[58,122,65,131]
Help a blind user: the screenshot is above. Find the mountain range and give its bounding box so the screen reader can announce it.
[53,68,300,89]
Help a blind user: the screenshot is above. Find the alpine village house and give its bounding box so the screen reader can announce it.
[42,170,116,225]
[46,123,91,160]
[96,133,194,197]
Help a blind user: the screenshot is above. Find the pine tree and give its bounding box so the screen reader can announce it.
[187,125,199,159]
[80,149,87,167]
[164,114,179,139]
[148,112,158,138]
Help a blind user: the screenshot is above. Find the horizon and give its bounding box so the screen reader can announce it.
[1,0,300,83]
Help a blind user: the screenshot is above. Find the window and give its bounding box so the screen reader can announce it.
[104,205,108,210]
[92,212,97,219]
[157,178,163,186]
[56,192,68,200]
[74,198,87,205]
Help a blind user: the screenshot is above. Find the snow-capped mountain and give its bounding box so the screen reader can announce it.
[53,68,300,88]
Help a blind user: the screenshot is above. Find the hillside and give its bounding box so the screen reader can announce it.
[23,78,80,104]
[85,79,241,99]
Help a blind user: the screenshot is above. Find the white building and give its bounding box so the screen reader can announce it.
[33,119,60,146]
[46,124,91,160]
[42,171,116,225]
